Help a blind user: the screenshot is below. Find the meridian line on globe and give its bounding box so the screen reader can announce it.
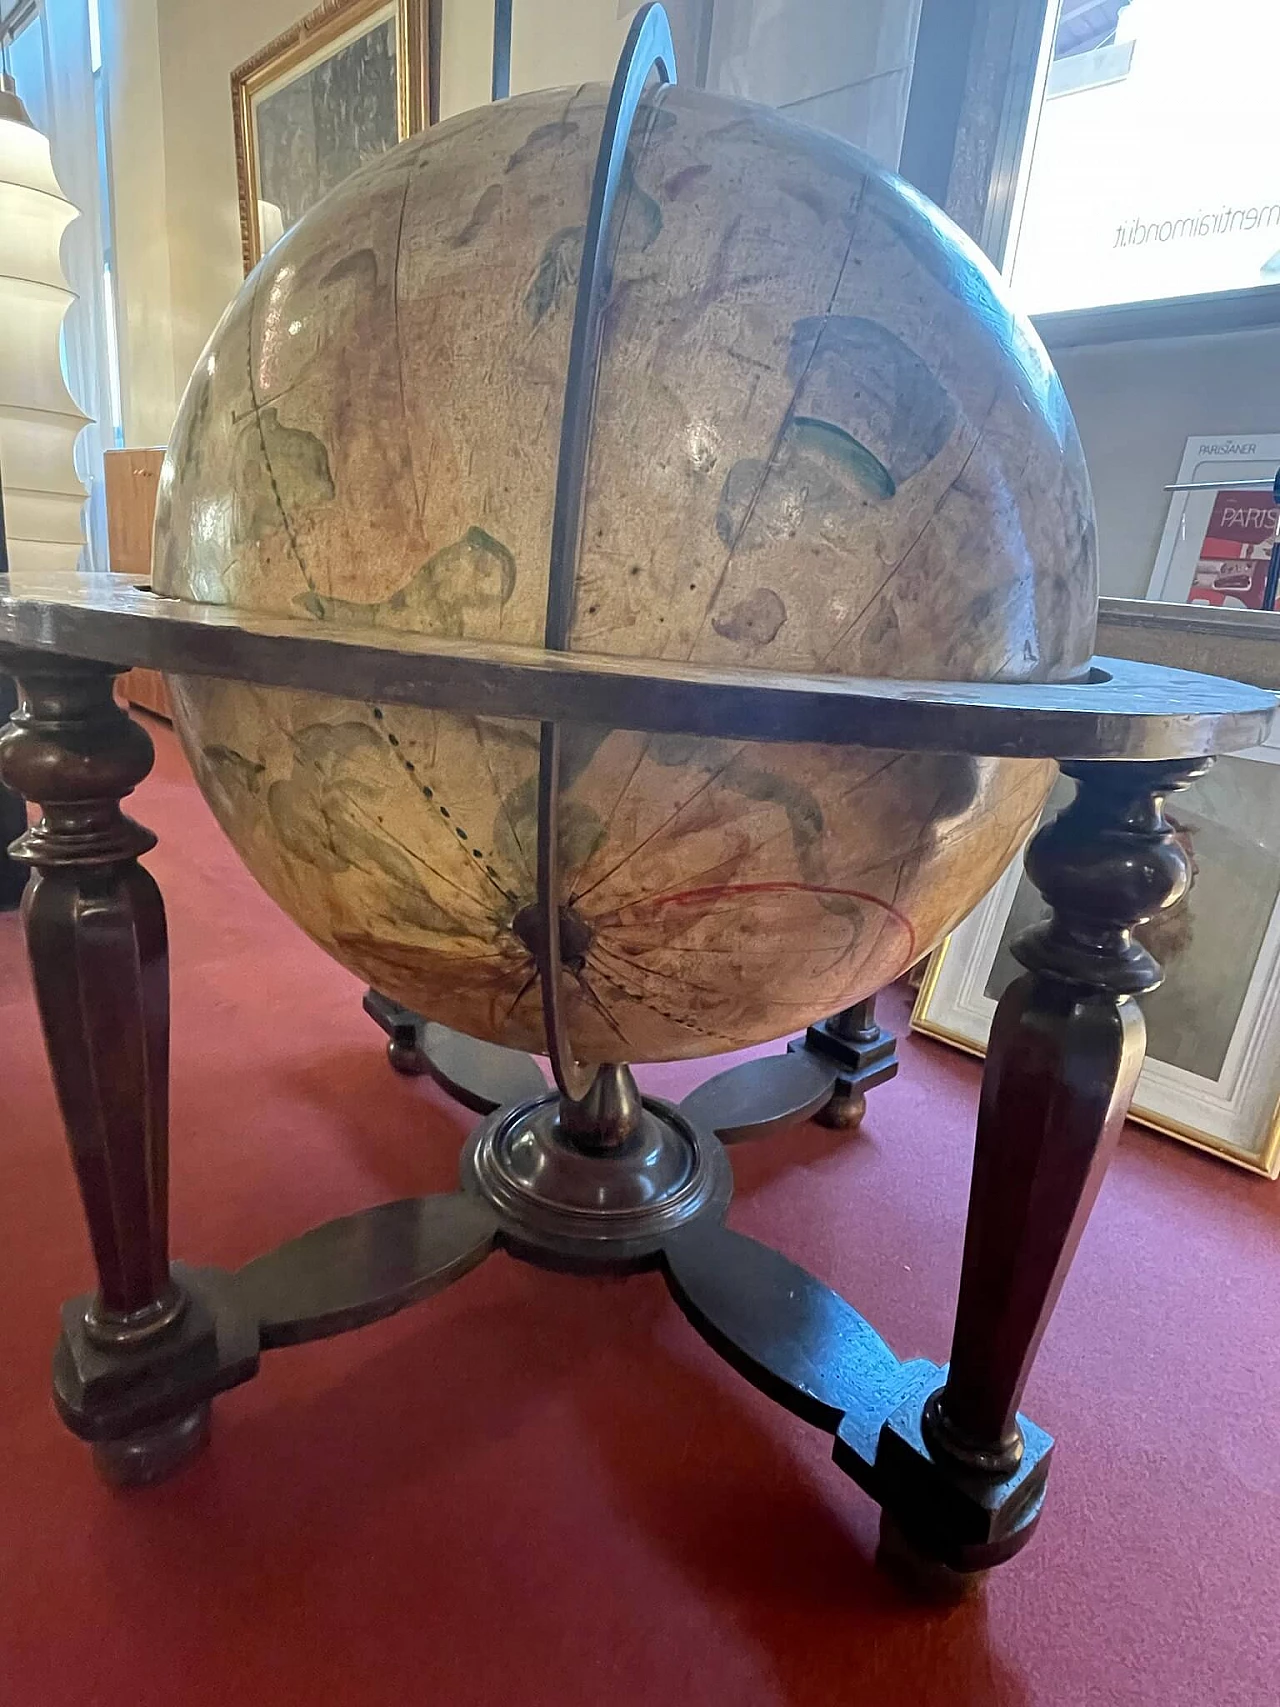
[610,880,918,959]
[243,268,321,604]
[816,397,1000,671]
[586,173,869,904]
[567,739,749,905]
[681,178,868,666]
[390,163,430,543]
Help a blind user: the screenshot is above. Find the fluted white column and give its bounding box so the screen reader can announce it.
[0,74,89,574]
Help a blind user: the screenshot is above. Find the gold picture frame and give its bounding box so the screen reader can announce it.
[911,748,1280,1180]
[232,0,438,274]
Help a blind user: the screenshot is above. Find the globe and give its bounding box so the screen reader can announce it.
[152,81,1096,1065]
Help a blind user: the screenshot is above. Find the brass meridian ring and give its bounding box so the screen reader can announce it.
[535,3,678,1107]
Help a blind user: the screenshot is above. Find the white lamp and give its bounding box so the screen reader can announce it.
[0,71,89,575]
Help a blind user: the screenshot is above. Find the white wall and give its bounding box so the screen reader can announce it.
[439,0,493,117]
[509,0,632,92]
[704,0,921,168]
[156,0,311,406]
[1052,326,1280,597]
[103,0,307,440]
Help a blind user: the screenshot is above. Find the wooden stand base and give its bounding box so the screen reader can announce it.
[363,990,899,1143]
[875,1512,989,1603]
[0,656,1208,1591]
[92,1405,212,1489]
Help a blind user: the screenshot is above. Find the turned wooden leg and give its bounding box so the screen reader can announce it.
[875,758,1205,1576]
[925,759,1204,1472]
[873,754,1215,1577]
[0,673,27,910]
[0,655,216,1481]
[666,799,1211,1592]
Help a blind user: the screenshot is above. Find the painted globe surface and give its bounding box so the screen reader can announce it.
[154,82,1096,1064]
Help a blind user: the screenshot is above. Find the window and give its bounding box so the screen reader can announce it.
[1004,0,1280,319]
[1053,0,1125,57]
[1044,1,1133,97]
[2,4,47,127]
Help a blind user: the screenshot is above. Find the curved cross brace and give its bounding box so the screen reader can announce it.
[660,1221,1051,1576]
[235,1194,500,1348]
[363,993,898,1141]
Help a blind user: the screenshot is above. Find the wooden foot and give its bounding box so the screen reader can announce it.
[363,989,431,1075]
[798,995,898,1131]
[875,1511,987,1603]
[814,1083,866,1131]
[92,1404,212,1488]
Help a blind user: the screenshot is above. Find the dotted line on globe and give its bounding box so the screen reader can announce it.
[369,704,519,905]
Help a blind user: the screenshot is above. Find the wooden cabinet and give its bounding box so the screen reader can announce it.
[105,448,172,720]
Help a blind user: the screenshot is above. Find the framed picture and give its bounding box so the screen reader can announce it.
[1147,433,1280,610]
[232,0,437,273]
[912,735,1280,1177]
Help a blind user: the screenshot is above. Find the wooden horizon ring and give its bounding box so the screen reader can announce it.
[0,578,1273,763]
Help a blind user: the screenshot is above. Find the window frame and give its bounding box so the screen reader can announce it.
[900,0,1280,348]
[1,1,45,99]
[0,0,40,50]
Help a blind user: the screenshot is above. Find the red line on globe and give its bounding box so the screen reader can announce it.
[622,880,917,957]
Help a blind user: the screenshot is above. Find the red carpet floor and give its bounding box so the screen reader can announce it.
[3,719,1280,1707]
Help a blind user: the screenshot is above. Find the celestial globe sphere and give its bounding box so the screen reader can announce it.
[153,81,1096,1064]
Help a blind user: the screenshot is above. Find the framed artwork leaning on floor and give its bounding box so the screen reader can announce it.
[1147,434,1280,610]
[232,0,435,272]
[913,732,1280,1177]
